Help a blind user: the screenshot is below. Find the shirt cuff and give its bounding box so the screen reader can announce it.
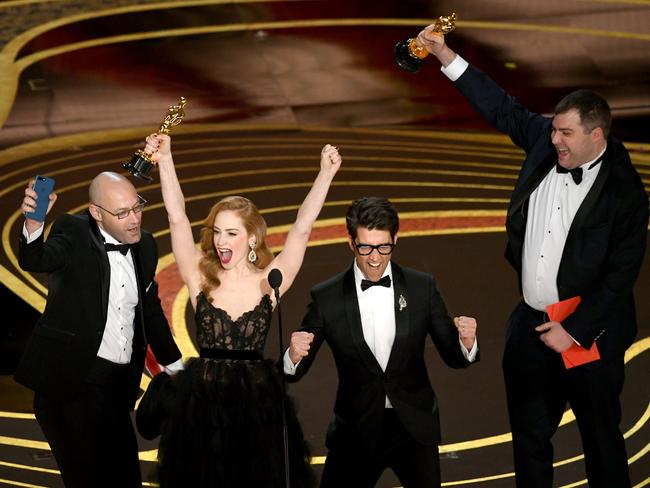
[23,222,44,243]
[459,337,479,362]
[441,54,469,82]
[283,349,299,375]
[568,333,581,347]
[163,358,184,375]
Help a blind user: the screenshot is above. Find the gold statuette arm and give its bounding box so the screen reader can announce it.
[408,13,457,59]
[158,97,187,135]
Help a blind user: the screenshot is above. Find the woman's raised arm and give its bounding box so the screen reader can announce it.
[146,134,202,298]
[266,144,341,296]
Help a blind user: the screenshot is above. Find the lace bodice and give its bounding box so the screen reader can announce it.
[195,292,272,353]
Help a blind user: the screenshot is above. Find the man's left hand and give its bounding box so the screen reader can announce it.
[454,316,477,350]
[535,321,574,353]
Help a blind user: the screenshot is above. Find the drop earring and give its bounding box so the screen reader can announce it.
[248,241,257,263]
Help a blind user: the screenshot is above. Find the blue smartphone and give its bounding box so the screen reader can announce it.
[25,175,55,222]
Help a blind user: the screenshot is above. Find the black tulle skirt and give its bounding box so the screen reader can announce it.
[136,357,315,488]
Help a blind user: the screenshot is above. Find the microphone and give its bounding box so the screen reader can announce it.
[268,268,283,291]
[268,268,282,307]
[268,268,290,488]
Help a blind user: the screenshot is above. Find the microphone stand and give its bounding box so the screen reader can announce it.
[272,285,291,488]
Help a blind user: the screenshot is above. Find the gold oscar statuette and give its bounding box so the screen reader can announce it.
[394,13,457,73]
[122,97,188,182]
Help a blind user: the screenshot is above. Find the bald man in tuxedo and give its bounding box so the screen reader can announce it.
[16,172,183,487]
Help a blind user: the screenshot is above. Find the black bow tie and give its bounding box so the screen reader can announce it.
[105,243,132,256]
[361,275,391,291]
[556,158,602,185]
[556,164,583,185]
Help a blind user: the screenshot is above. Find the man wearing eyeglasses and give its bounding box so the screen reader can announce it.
[16,171,183,488]
[283,196,479,488]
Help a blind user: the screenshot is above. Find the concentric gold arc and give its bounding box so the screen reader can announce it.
[3,14,650,128]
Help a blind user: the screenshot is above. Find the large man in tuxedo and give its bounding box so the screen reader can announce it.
[16,172,183,488]
[284,196,479,488]
[416,27,649,488]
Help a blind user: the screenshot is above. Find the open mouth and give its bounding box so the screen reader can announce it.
[218,248,233,264]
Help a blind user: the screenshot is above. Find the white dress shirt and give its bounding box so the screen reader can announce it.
[353,262,397,407]
[522,151,604,310]
[96,227,138,364]
[354,262,396,373]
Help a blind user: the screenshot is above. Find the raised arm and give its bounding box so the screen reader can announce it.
[284,292,327,382]
[428,275,476,369]
[266,144,341,296]
[416,25,548,152]
[21,178,58,236]
[19,180,66,273]
[145,134,202,299]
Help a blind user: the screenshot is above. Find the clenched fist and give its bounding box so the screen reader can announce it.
[453,316,477,351]
[289,331,314,365]
[320,144,342,178]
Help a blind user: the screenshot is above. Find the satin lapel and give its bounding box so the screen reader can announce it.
[343,266,383,375]
[565,150,611,247]
[131,244,144,304]
[508,151,556,218]
[88,221,111,328]
[130,244,147,345]
[385,263,409,373]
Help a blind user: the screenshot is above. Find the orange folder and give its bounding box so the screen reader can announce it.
[545,296,601,369]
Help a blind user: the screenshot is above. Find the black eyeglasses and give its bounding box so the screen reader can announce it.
[93,195,147,220]
[354,242,394,256]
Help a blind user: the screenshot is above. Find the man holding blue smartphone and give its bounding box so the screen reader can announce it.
[24,175,56,223]
[17,171,183,488]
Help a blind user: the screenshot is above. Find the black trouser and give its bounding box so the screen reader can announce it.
[503,302,630,488]
[320,409,441,488]
[34,357,141,488]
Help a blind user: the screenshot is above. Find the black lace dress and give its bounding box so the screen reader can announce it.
[136,292,315,488]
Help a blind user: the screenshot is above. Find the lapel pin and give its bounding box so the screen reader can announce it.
[399,294,407,311]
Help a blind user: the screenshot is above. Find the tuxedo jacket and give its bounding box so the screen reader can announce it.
[287,262,476,448]
[15,212,181,410]
[453,64,649,356]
